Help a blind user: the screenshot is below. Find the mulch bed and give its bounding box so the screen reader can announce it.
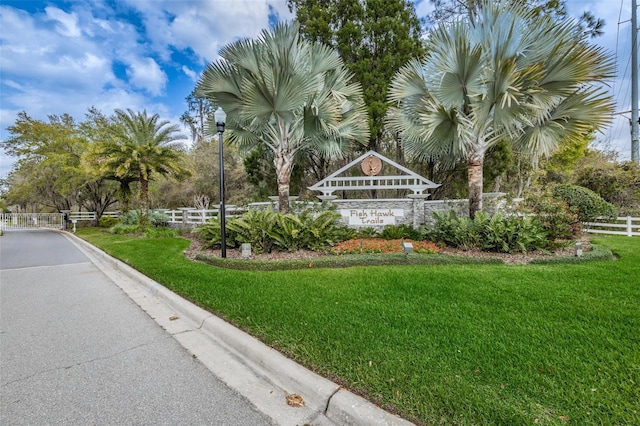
[183,235,593,265]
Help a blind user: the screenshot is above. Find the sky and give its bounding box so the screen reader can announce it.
[0,0,637,179]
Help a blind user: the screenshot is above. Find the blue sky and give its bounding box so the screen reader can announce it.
[0,0,637,178]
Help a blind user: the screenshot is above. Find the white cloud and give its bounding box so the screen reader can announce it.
[125,57,168,96]
[182,65,197,81]
[45,6,82,37]
[121,0,293,63]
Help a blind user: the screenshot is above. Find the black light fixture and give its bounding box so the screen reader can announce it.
[214,107,227,258]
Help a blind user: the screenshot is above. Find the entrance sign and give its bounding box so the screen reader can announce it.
[341,209,404,225]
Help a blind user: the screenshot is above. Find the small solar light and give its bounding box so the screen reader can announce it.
[241,243,252,260]
[402,241,413,255]
[575,242,583,257]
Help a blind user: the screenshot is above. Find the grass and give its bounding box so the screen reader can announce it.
[76,228,640,425]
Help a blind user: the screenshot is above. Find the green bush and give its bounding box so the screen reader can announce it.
[226,208,276,253]
[148,210,170,227]
[193,208,349,253]
[354,227,378,238]
[380,224,422,240]
[523,192,579,241]
[109,224,139,234]
[426,211,547,253]
[552,184,617,222]
[99,216,119,228]
[298,209,349,252]
[119,210,140,225]
[191,217,230,248]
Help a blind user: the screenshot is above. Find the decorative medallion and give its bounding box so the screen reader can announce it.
[361,155,382,176]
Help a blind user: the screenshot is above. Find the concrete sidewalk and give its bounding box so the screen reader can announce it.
[1,230,273,425]
[63,231,414,426]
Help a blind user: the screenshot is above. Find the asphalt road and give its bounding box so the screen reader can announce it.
[0,230,273,425]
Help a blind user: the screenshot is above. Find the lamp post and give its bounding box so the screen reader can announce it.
[215,107,227,258]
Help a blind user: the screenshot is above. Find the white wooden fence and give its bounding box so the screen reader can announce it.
[68,208,246,225]
[583,216,640,237]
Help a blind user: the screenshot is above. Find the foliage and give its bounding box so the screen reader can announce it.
[92,109,190,216]
[288,0,425,149]
[388,0,614,219]
[148,210,170,227]
[573,153,640,215]
[225,208,277,254]
[552,184,617,222]
[298,209,350,251]
[192,217,226,249]
[379,224,422,240]
[118,210,140,225]
[425,0,604,38]
[99,216,119,228]
[426,210,547,253]
[194,208,350,253]
[354,227,378,238]
[523,192,579,241]
[108,224,140,234]
[195,22,369,213]
[332,238,441,255]
[1,110,119,214]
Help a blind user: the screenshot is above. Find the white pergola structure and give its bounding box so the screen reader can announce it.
[308,150,440,199]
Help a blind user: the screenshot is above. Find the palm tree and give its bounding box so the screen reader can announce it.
[96,109,189,216]
[388,0,614,218]
[195,21,369,213]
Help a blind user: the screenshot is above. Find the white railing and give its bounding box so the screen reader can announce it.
[87,208,246,225]
[0,213,65,230]
[583,216,640,237]
[69,211,97,221]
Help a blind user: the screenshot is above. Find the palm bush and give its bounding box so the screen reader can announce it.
[380,224,422,240]
[226,208,277,254]
[426,211,547,253]
[193,208,350,253]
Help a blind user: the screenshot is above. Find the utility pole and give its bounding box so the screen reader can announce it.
[632,0,639,162]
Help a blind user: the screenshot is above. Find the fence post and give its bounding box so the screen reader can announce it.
[627,216,632,237]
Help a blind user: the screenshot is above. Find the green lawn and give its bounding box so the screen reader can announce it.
[77,228,640,425]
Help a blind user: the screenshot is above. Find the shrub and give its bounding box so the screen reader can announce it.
[226,208,276,253]
[269,213,307,252]
[119,210,140,225]
[354,227,378,238]
[99,216,119,228]
[109,224,139,234]
[295,209,344,251]
[194,208,350,253]
[380,224,422,240]
[148,210,170,227]
[523,193,579,241]
[427,210,548,253]
[552,184,617,222]
[192,217,238,249]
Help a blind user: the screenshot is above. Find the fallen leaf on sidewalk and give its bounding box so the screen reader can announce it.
[285,393,305,408]
[169,315,179,321]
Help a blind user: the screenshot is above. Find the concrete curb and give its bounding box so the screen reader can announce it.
[63,231,414,426]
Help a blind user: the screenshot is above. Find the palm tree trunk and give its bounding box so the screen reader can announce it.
[467,159,483,219]
[139,172,149,217]
[274,149,294,214]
